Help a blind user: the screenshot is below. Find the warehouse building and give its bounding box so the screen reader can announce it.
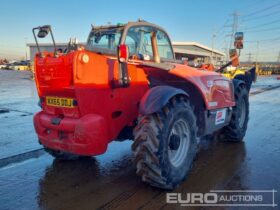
[27,41,224,64]
[172,42,224,64]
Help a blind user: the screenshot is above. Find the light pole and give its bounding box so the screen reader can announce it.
[211,32,216,65]
[24,37,28,60]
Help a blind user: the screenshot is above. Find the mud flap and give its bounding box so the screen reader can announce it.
[139,86,189,115]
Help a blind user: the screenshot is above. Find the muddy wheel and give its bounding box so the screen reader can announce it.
[132,97,197,189]
[220,85,249,141]
[44,147,80,160]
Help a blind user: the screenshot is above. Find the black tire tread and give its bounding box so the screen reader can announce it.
[132,96,197,189]
[221,85,249,141]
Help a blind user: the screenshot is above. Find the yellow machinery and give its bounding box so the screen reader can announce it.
[11,65,30,71]
[222,67,248,80]
[215,32,257,84]
[257,69,273,76]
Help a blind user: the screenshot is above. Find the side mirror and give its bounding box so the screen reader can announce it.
[118,44,129,63]
[37,26,50,38]
[234,32,244,49]
[229,49,239,67]
[32,25,57,57]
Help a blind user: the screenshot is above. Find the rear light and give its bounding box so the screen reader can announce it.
[118,44,129,63]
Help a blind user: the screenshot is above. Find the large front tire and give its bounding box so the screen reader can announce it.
[132,97,197,189]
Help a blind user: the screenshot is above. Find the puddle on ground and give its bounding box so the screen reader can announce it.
[0,109,10,114]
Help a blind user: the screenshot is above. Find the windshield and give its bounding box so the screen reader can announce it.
[87,27,123,55]
[125,26,174,61]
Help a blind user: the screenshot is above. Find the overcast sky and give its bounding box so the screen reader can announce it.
[0,0,279,61]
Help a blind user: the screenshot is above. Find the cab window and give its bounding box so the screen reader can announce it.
[125,26,154,60]
[87,28,122,54]
[124,26,173,61]
[156,30,173,60]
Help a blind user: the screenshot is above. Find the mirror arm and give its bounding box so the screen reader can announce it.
[32,27,42,56]
[48,27,57,56]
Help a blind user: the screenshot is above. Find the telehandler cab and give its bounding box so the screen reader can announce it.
[33,21,253,189]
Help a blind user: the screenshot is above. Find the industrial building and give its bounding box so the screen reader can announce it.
[172,42,224,64]
[27,41,224,64]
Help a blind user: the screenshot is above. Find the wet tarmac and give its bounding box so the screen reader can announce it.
[0,71,280,210]
[0,70,40,159]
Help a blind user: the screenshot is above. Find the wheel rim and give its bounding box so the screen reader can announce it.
[238,97,246,128]
[168,119,190,168]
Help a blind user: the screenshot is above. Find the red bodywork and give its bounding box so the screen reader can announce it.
[33,50,234,156]
[33,23,235,156]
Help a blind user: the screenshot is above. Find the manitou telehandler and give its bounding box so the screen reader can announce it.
[32,21,254,189]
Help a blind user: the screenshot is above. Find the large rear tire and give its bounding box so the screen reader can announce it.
[132,97,197,189]
[220,84,249,141]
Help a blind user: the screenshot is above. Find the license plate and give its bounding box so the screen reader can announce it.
[46,96,75,108]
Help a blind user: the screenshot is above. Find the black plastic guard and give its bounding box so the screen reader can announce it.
[139,86,189,115]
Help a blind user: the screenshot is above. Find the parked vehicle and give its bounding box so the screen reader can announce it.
[0,59,9,69]
[6,60,31,71]
[0,64,8,69]
[32,21,254,189]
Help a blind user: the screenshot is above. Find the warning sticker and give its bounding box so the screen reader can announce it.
[215,109,226,125]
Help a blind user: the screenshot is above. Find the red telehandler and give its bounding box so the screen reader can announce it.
[33,21,253,189]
